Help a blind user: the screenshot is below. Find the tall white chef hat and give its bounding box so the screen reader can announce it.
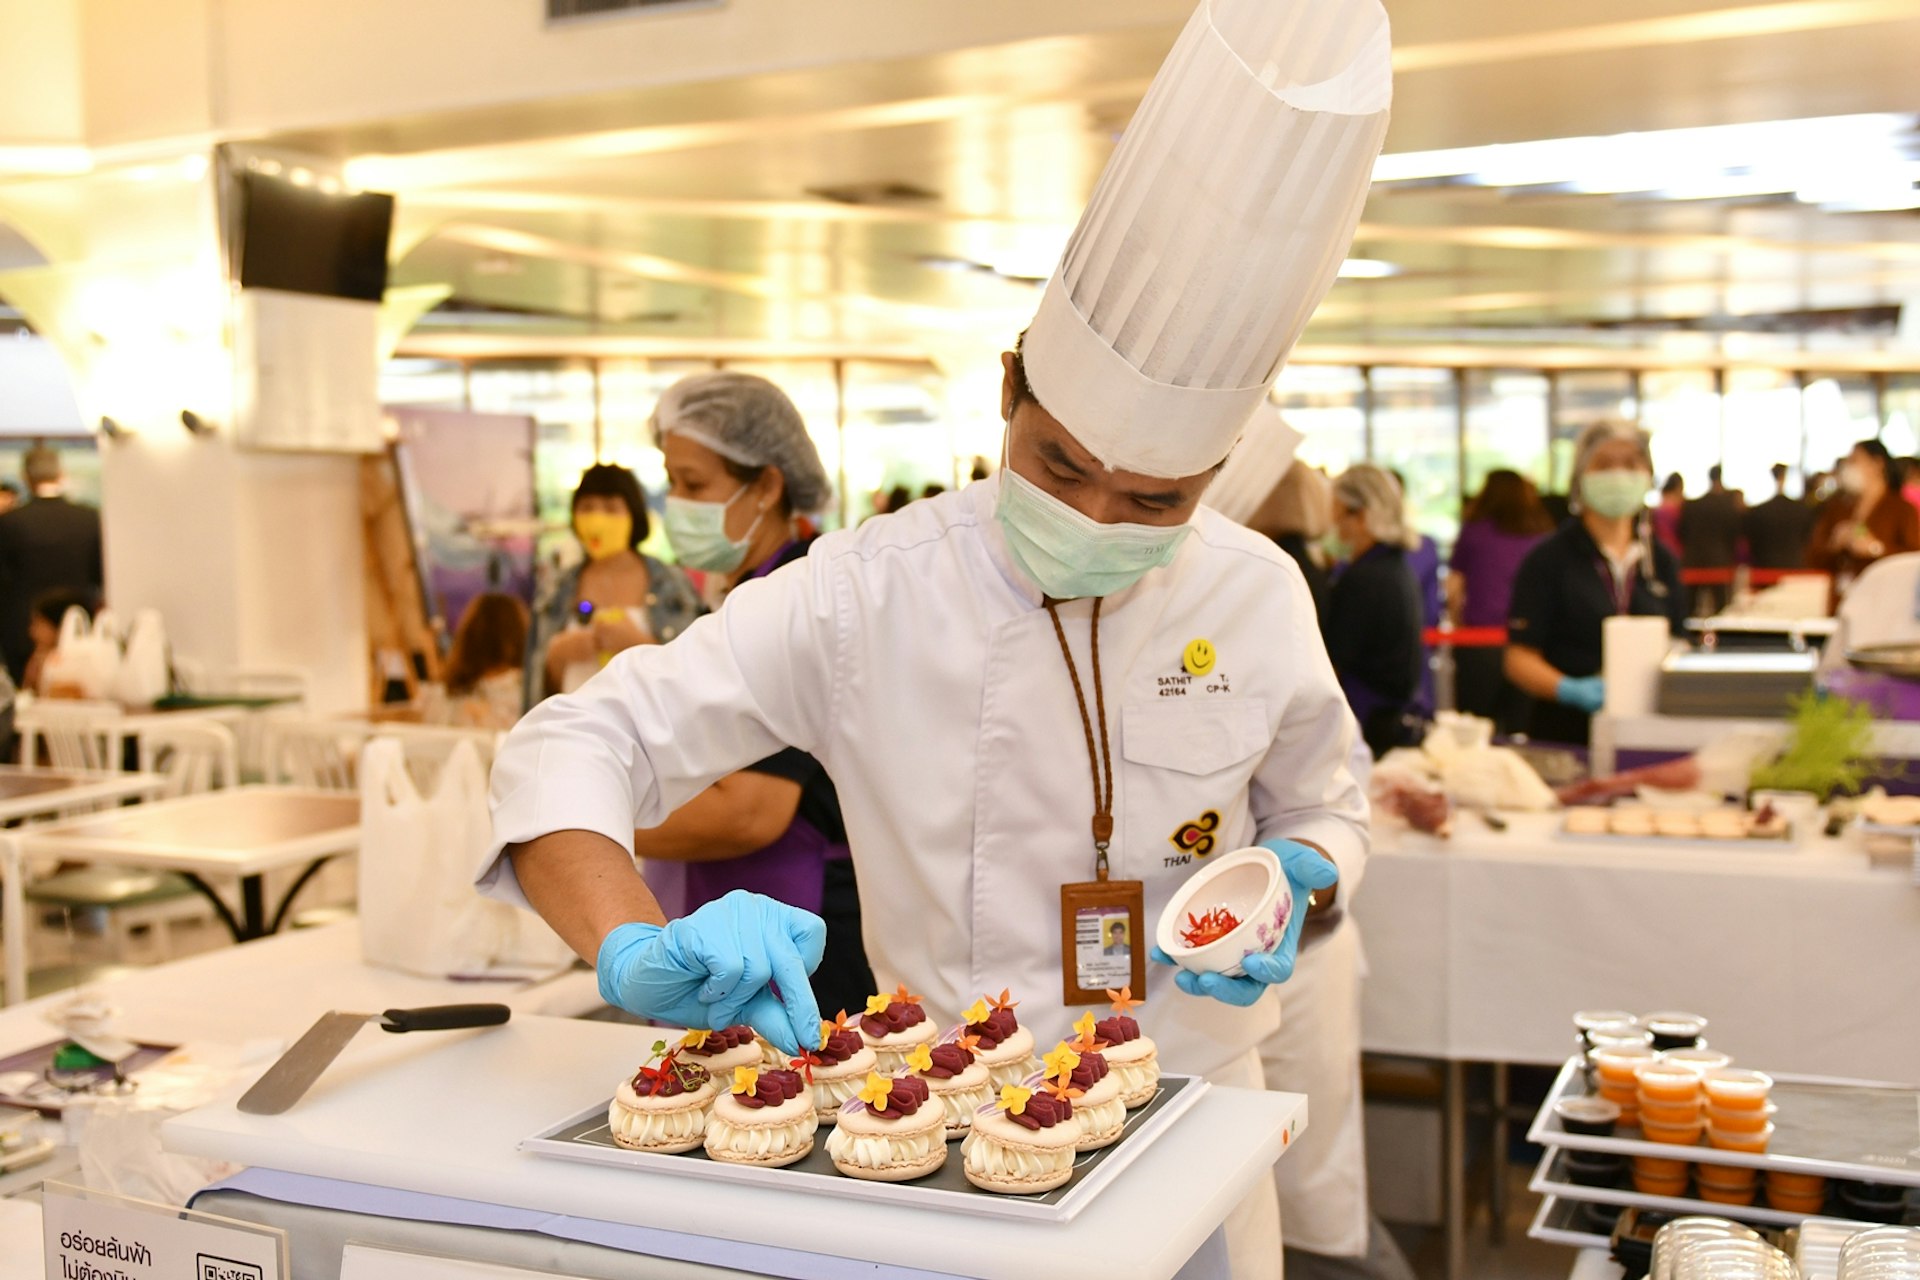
[1021,0,1392,479]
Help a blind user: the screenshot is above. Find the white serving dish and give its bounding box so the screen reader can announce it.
[1153,846,1292,978]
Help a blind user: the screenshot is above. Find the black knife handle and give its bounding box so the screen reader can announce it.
[378,1004,512,1033]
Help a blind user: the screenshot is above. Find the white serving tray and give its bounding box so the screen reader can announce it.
[1526,1058,1920,1186]
[1529,1146,1812,1230]
[522,1074,1208,1224]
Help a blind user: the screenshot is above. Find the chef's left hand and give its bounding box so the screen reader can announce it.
[1151,838,1338,1006]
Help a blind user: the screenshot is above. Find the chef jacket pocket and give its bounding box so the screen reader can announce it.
[1118,700,1270,884]
[1120,700,1269,775]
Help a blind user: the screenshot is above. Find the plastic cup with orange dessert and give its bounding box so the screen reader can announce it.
[1639,1096,1704,1127]
[1636,1062,1705,1105]
[1706,1102,1776,1134]
[1698,1182,1758,1206]
[1591,1043,1658,1087]
[1640,1114,1705,1145]
[1696,1162,1758,1189]
[1633,1154,1688,1178]
[1765,1172,1828,1213]
[1632,1167,1690,1196]
[1707,1122,1773,1154]
[1659,1047,1732,1077]
[1702,1068,1772,1110]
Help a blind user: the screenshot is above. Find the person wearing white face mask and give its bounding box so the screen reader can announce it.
[481,2,1390,1273]
[1503,421,1686,746]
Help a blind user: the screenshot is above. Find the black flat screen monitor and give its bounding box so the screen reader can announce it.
[236,171,394,302]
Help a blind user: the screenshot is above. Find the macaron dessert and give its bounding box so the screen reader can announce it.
[825,1072,949,1182]
[961,1082,1080,1195]
[906,1037,994,1140]
[607,1039,717,1153]
[703,1066,817,1168]
[1058,1016,1128,1151]
[1093,987,1160,1108]
[963,989,1040,1088]
[793,1011,879,1125]
[677,1025,761,1076]
[858,985,937,1073]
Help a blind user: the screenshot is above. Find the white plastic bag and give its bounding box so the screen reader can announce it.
[358,737,572,977]
[40,606,121,700]
[112,609,170,707]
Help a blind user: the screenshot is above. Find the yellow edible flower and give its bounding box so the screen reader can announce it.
[865,993,893,1017]
[1042,1042,1082,1082]
[680,1029,711,1050]
[905,1043,934,1075]
[857,1072,895,1110]
[962,998,990,1025]
[817,1020,834,1052]
[1074,1012,1099,1042]
[731,1065,759,1096]
[998,1084,1033,1116]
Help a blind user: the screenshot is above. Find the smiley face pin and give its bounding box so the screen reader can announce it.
[1183,638,1216,677]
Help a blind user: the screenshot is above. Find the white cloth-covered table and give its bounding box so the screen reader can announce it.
[1356,814,1920,1083]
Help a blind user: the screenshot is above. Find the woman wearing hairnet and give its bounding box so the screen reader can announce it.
[1504,421,1686,745]
[625,371,875,1016]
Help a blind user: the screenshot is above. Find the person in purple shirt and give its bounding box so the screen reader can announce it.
[629,371,875,1017]
[1448,470,1553,731]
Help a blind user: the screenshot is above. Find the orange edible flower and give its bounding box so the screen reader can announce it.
[990,988,1020,1012]
[1106,986,1146,1015]
[1071,1012,1107,1054]
[893,983,923,1006]
[1044,1077,1085,1102]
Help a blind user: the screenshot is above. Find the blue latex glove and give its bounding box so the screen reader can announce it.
[1556,674,1606,714]
[1151,838,1340,1007]
[596,890,825,1055]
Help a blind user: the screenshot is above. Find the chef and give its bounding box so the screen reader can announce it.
[481,0,1390,1274]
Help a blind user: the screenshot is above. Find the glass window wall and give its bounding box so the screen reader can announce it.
[840,360,951,527]
[1720,369,1802,502]
[1275,363,1366,476]
[1885,375,1920,460]
[1464,369,1549,501]
[468,360,598,564]
[1550,371,1637,496]
[1642,370,1720,495]
[1369,366,1461,546]
[1801,375,1879,480]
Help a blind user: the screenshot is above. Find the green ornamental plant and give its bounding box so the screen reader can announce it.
[1749,691,1879,800]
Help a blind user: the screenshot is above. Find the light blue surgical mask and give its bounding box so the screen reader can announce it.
[994,467,1191,599]
[663,486,762,573]
[1579,469,1652,520]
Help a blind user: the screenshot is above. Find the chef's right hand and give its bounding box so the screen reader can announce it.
[595,890,825,1056]
[1556,674,1605,714]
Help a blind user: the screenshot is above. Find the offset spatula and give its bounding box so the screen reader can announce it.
[237,1004,511,1115]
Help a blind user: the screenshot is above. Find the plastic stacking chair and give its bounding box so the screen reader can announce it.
[25,719,238,966]
[17,700,123,772]
[262,717,364,791]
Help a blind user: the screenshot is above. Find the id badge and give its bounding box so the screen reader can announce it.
[1060,879,1146,1006]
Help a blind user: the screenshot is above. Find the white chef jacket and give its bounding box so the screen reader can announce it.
[481,476,1369,1073]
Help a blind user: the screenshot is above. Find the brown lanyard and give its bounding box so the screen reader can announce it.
[1044,597,1114,880]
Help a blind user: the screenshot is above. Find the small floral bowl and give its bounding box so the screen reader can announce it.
[1154,846,1294,979]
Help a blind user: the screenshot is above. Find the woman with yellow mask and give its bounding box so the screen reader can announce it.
[529,463,703,702]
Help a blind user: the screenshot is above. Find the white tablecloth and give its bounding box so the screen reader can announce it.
[1354,814,1920,1084]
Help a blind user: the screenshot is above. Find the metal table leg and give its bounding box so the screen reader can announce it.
[1490,1060,1510,1245]
[1444,1058,1467,1280]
